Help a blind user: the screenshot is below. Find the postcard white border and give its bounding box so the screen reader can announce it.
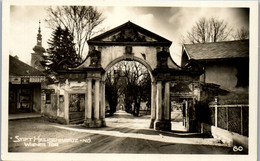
[1,0,258,161]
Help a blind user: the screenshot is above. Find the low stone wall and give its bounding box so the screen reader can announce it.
[198,122,212,136]
[199,122,248,149]
[69,112,85,124]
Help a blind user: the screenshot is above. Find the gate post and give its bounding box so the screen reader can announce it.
[164,82,170,121]
[149,82,157,128]
[100,80,106,126]
[84,78,92,126]
[94,79,101,126]
[83,68,106,128]
[154,81,171,131]
[156,81,162,121]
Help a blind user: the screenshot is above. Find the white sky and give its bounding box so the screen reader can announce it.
[9,6,249,65]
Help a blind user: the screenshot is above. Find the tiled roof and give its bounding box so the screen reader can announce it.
[183,40,249,60]
[9,55,45,76]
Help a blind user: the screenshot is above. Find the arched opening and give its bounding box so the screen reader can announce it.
[103,57,153,129]
[104,56,155,82]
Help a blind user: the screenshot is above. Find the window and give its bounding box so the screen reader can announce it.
[42,89,54,104]
[46,93,51,104]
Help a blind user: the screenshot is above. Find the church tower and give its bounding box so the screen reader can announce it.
[31,21,45,71]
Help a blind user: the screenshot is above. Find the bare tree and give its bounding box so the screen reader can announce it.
[182,17,232,44]
[105,63,127,115]
[187,17,208,44]
[233,27,249,40]
[45,6,105,61]
[121,61,151,116]
[105,61,151,116]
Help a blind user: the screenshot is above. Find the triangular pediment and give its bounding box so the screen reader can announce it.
[88,21,171,46]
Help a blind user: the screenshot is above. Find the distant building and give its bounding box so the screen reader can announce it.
[9,55,45,114]
[31,21,45,71]
[181,40,249,104]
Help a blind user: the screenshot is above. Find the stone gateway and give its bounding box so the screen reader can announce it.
[41,21,202,131]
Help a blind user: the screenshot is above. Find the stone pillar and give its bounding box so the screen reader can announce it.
[164,82,170,121]
[156,81,162,121]
[64,79,69,124]
[84,79,92,126]
[154,81,171,131]
[87,79,92,119]
[83,69,105,128]
[100,81,104,119]
[94,80,100,119]
[100,81,106,126]
[64,91,69,124]
[150,82,157,128]
[154,81,162,130]
[185,100,189,131]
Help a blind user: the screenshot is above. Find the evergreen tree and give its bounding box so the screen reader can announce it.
[41,26,80,73]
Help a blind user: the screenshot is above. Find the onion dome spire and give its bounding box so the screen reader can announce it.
[37,20,42,46]
[33,20,45,53]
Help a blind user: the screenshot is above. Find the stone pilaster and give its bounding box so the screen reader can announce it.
[100,81,106,126]
[92,79,102,127]
[84,79,93,126]
[149,82,157,128]
[164,82,170,121]
[156,81,162,121]
[94,80,100,119]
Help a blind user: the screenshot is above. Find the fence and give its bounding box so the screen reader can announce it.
[209,104,249,136]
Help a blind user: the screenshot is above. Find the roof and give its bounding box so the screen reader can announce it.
[88,21,172,46]
[9,55,45,76]
[183,40,249,60]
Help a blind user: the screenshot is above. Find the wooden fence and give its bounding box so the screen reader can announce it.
[209,104,249,136]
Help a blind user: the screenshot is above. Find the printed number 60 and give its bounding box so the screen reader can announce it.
[233,146,243,152]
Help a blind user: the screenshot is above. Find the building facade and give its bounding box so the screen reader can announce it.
[181,40,249,104]
[9,55,45,114]
[181,40,249,138]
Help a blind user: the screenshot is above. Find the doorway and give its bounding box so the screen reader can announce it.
[170,81,193,132]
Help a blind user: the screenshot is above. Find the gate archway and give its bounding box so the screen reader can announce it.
[104,58,152,116]
[57,21,202,131]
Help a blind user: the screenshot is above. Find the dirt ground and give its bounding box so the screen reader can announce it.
[8,111,247,154]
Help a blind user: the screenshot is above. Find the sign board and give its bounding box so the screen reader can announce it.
[21,78,30,84]
[10,77,21,84]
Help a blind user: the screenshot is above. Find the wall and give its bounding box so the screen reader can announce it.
[199,122,248,149]
[42,81,89,124]
[204,63,237,91]
[101,46,157,70]
[76,46,158,70]
[42,94,57,118]
[33,84,41,112]
[41,84,59,120]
